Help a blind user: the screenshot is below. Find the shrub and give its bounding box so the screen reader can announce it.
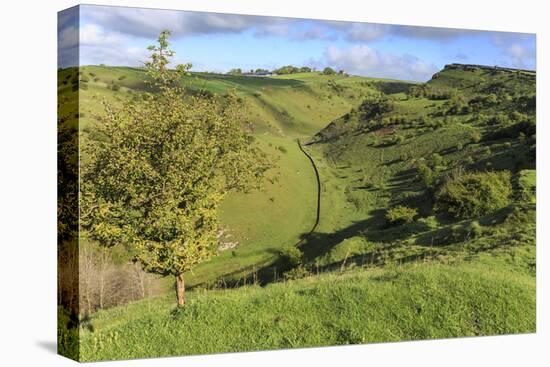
[277,145,287,154]
[466,221,483,237]
[435,171,512,219]
[279,246,303,268]
[517,169,536,203]
[470,131,482,143]
[385,205,418,225]
[416,163,434,188]
[283,266,310,280]
[430,153,444,168]
[417,216,439,230]
[118,75,127,80]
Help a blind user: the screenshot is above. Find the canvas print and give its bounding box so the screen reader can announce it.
[57,4,536,362]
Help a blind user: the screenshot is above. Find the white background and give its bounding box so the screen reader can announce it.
[0,0,547,365]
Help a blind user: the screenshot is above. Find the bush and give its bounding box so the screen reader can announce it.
[470,131,482,143]
[385,205,418,225]
[118,75,127,81]
[283,266,310,280]
[277,145,287,154]
[279,246,303,268]
[517,169,536,203]
[416,163,434,188]
[466,221,483,237]
[430,153,444,168]
[417,216,439,230]
[435,171,512,219]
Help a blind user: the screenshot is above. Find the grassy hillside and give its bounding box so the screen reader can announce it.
[59,63,536,361]
[70,66,390,136]
[63,253,534,361]
[299,63,535,272]
[60,66,409,287]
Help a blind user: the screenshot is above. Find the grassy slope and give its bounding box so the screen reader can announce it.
[300,64,535,268]
[67,66,391,286]
[74,254,534,361]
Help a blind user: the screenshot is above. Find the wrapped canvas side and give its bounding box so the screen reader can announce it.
[57,5,81,361]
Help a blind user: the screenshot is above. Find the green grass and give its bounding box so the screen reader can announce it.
[72,257,535,361]
[186,135,317,286]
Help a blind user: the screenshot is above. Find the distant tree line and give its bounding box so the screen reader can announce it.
[226,65,347,76]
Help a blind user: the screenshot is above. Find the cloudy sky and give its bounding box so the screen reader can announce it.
[58,5,536,82]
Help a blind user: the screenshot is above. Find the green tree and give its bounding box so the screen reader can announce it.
[82,30,272,306]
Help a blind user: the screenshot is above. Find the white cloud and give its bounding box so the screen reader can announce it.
[79,24,149,66]
[80,24,128,47]
[81,44,149,67]
[323,45,438,81]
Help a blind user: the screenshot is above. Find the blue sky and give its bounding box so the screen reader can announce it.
[58,5,536,81]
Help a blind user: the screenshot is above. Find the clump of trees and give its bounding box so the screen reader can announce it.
[273,65,313,74]
[82,30,273,306]
[435,170,512,219]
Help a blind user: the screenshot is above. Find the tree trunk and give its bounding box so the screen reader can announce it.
[175,273,185,306]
